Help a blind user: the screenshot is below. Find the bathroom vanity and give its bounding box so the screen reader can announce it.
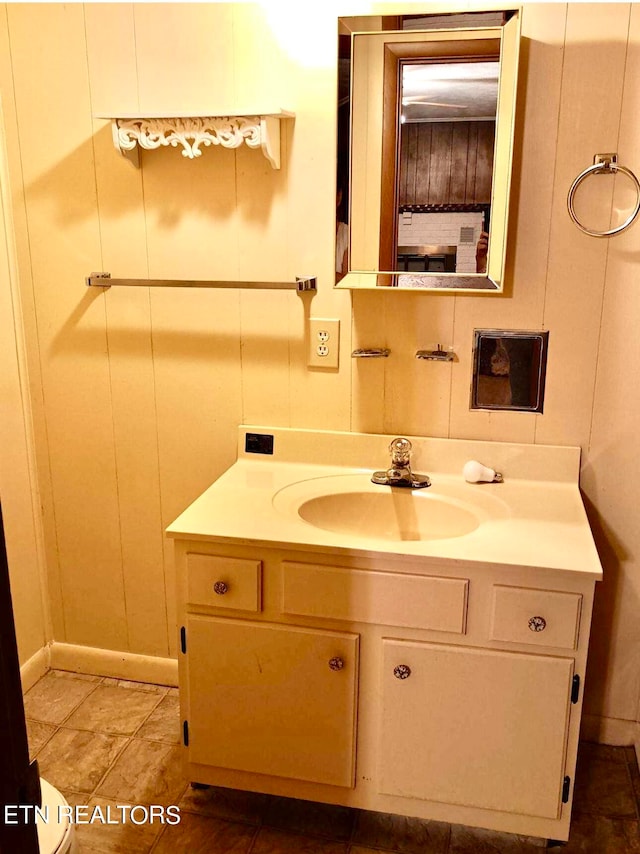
[167,427,602,843]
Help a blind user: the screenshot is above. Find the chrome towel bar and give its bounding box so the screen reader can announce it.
[86,272,317,292]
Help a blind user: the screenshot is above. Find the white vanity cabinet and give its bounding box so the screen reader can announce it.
[174,540,596,843]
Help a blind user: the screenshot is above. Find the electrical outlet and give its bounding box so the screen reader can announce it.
[309,318,340,368]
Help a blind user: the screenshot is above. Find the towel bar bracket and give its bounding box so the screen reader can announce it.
[295,277,317,292]
[86,272,112,287]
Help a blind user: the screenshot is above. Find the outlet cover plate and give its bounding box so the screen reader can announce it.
[309,318,340,369]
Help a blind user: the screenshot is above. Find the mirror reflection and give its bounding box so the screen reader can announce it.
[336,11,520,291]
[471,331,550,413]
[396,60,498,277]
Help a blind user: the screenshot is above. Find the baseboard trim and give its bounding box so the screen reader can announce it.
[581,713,638,746]
[49,642,178,687]
[19,644,51,692]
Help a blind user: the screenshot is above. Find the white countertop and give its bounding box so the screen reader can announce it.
[166,427,603,579]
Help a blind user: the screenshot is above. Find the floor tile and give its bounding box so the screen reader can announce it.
[625,746,640,768]
[72,796,163,853]
[65,684,162,736]
[102,677,169,694]
[36,728,127,794]
[22,670,640,854]
[448,824,545,853]
[61,791,90,808]
[152,812,255,853]
[573,755,638,818]
[352,810,450,853]
[96,739,186,807]
[179,783,269,824]
[251,826,349,853]
[50,669,103,683]
[26,719,57,758]
[626,747,640,805]
[136,694,181,744]
[263,795,355,841]
[23,671,99,724]
[579,742,628,764]
[560,812,640,852]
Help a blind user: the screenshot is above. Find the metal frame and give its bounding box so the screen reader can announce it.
[470,329,549,413]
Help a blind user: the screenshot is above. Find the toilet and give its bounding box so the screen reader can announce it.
[36,779,78,854]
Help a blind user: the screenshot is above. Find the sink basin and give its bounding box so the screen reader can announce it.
[298,490,479,541]
[273,474,508,542]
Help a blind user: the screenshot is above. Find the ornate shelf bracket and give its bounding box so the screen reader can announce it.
[101,111,294,169]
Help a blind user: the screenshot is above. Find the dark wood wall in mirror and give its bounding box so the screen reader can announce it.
[336,10,520,292]
[399,121,495,207]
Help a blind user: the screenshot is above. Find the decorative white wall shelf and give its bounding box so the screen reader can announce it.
[96,111,294,169]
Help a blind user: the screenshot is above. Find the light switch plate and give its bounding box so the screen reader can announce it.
[309,318,340,369]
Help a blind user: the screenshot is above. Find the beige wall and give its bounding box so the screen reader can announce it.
[0,2,639,734]
[0,99,47,665]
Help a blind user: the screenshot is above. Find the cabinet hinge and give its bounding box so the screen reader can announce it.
[183,720,189,747]
[180,626,187,654]
[562,776,571,803]
[571,674,580,704]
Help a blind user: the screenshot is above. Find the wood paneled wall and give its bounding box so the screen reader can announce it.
[0,3,639,743]
[398,120,495,205]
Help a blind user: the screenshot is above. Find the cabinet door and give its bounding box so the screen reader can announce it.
[186,616,358,787]
[380,640,574,819]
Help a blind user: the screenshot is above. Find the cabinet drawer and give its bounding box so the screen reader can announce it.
[490,585,581,649]
[283,561,468,633]
[186,554,261,612]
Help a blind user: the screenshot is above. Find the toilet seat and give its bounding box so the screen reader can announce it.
[36,779,78,854]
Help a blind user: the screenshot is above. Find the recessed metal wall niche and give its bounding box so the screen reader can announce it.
[471,330,549,412]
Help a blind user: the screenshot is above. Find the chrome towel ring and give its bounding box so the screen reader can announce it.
[567,153,640,237]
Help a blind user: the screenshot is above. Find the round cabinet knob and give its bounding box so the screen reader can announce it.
[528,615,547,632]
[393,664,411,680]
[213,581,228,595]
[328,657,344,672]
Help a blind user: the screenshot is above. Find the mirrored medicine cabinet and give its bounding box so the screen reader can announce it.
[336,10,521,292]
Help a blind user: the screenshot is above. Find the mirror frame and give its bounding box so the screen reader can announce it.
[336,10,521,293]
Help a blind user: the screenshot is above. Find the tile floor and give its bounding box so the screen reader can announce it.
[23,669,640,853]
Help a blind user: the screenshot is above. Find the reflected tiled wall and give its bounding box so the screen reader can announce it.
[397,211,484,272]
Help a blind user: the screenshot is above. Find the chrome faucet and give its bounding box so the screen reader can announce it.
[371,438,431,489]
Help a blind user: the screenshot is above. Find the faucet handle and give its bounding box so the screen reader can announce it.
[389,437,412,465]
[372,437,430,489]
